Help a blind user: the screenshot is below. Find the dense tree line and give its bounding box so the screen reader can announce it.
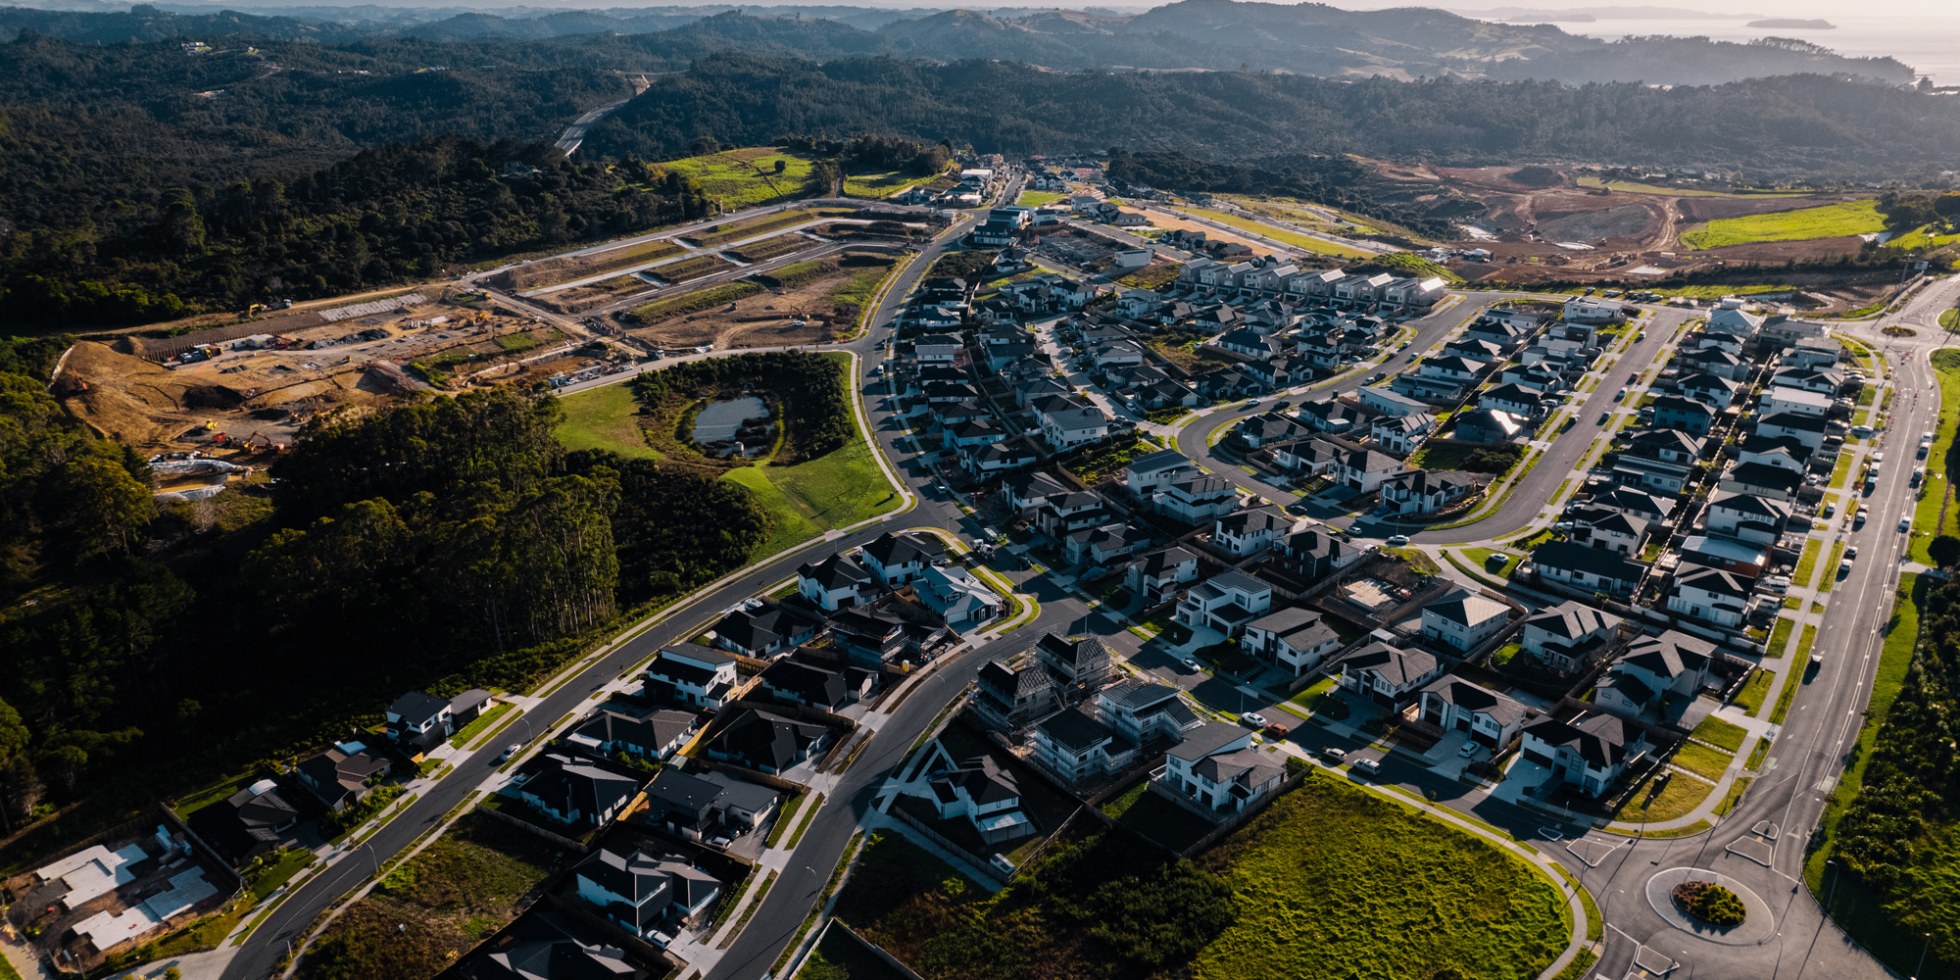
[0,371,769,839]
[1831,575,1960,966]
[585,54,1960,183]
[630,352,856,463]
[1,136,711,331]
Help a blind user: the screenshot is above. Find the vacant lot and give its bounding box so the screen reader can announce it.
[845,169,929,199]
[1191,777,1568,980]
[651,252,736,284]
[556,384,661,460]
[499,238,683,292]
[729,233,815,263]
[1170,205,1372,258]
[630,255,898,351]
[658,146,817,209]
[1682,199,1884,250]
[295,813,569,980]
[835,775,1567,980]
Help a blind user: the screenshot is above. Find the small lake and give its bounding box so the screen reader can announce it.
[693,395,771,444]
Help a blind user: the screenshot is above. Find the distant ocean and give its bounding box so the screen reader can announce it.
[1498,13,1960,85]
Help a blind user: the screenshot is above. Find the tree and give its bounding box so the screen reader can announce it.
[773,158,787,175]
[1929,535,1960,570]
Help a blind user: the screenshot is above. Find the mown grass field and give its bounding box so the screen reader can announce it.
[1016,190,1065,208]
[1681,199,1885,250]
[843,169,924,199]
[1575,176,1812,198]
[657,147,816,209]
[1170,205,1373,258]
[1191,776,1569,980]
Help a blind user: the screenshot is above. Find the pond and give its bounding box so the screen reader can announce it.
[692,395,771,447]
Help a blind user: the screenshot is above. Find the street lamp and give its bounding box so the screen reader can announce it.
[1913,932,1931,979]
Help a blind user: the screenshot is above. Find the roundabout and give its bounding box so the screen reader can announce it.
[1643,867,1777,946]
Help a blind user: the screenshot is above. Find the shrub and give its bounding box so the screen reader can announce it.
[1673,880,1746,927]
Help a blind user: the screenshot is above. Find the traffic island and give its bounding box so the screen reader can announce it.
[1643,867,1776,945]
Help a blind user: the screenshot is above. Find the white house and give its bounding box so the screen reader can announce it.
[574,842,721,940]
[1173,570,1275,636]
[1339,640,1445,707]
[1033,709,1138,786]
[1241,607,1341,676]
[1666,567,1751,629]
[1031,395,1110,450]
[859,531,933,588]
[1156,722,1285,817]
[1519,711,1649,797]
[1125,449,1198,496]
[1125,546,1200,604]
[1520,601,1622,674]
[797,552,876,612]
[1563,297,1627,324]
[1096,680,1202,746]
[1419,591,1512,653]
[646,645,740,710]
[1212,506,1293,557]
[1418,676,1530,749]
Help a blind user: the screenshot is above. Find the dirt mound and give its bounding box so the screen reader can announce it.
[58,341,212,449]
[1507,166,1563,189]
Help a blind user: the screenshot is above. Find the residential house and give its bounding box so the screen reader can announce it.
[1530,542,1645,597]
[1033,709,1138,785]
[860,532,934,588]
[1479,382,1548,420]
[1563,297,1626,324]
[1754,412,1828,452]
[1588,486,1675,525]
[1452,409,1526,445]
[704,706,833,774]
[1371,413,1435,457]
[711,599,826,659]
[1213,506,1293,557]
[972,657,1056,732]
[1236,413,1309,450]
[1419,591,1512,653]
[189,780,299,865]
[1650,395,1717,437]
[1125,546,1201,604]
[1379,469,1481,517]
[1666,568,1752,629]
[1034,633,1115,701]
[566,704,698,763]
[1156,723,1285,818]
[1031,395,1110,451]
[1273,528,1357,582]
[1001,470,1071,513]
[1418,677,1530,749]
[1296,397,1364,434]
[797,553,876,612]
[1360,386,1431,418]
[295,742,393,813]
[502,754,641,830]
[1339,640,1446,707]
[1612,454,1695,497]
[1125,449,1198,496]
[1520,601,1623,674]
[755,658,858,713]
[647,645,740,710]
[1705,491,1792,546]
[573,842,722,942]
[641,768,780,840]
[1336,447,1404,493]
[1035,491,1112,538]
[1566,505,1650,557]
[1241,607,1342,676]
[1153,473,1239,524]
[1519,711,1649,797]
[1718,461,1803,502]
[1096,680,1201,746]
[1174,570,1275,636]
[1758,385,1833,419]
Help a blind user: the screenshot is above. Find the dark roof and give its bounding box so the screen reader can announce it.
[1340,642,1440,688]
[388,690,450,727]
[570,705,697,756]
[1421,676,1528,727]
[758,658,850,709]
[507,754,642,827]
[1532,541,1644,582]
[1165,722,1252,762]
[1035,708,1118,752]
[862,531,934,569]
[978,658,1053,699]
[710,707,830,771]
[799,552,872,590]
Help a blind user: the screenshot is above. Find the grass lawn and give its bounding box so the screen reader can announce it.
[843,169,926,199]
[1681,199,1884,250]
[723,435,898,558]
[1884,223,1960,251]
[1016,190,1066,207]
[1820,541,1848,593]
[657,147,816,209]
[1732,669,1774,716]
[1649,283,1798,300]
[1766,615,1795,658]
[1575,175,1811,198]
[553,384,661,460]
[1909,349,1960,563]
[1170,205,1373,258]
[296,813,570,980]
[1614,768,1716,824]
[1190,776,1569,980]
[1670,741,1734,782]
[1941,307,1959,331]
[1285,675,1350,721]
[448,701,512,749]
[1794,538,1824,585]
[1691,716,1749,752]
[1383,546,1441,577]
[1462,546,1519,577]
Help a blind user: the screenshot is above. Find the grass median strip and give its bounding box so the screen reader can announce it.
[785,793,826,849]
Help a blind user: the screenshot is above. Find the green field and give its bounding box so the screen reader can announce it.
[1576,175,1812,198]
[1884,223,1960,251]
[657,147,817,209]
[1681,199,1885,250]
[1171,205,1373,258]
[1016,190,1065,208]
[554,384,660,459]
[723,434,899,558]
[1942,307,1959,331]
[1670,741,1734,782]
[1613,767,1716,824]
[843,169,926,199]
[1191,777,1569,980]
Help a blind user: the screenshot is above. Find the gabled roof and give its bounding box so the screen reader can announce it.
[979,658,1053,700]
[1620,630,1716,679]
[710,707,831,771]
[1246,607,1337,648]
[798,552,872,590]
[388,691,450,726]
[509,754,641,825]
[1424,591,1510,629]
[1422,676,1528,727]
[1675,567,1749,599]
[1127,448,1195,477]
[1341,641,1440,688]
[1525,600,1621,640]
[1524,710,1641,769]
[1532,541,1645,582]
[862,531,933,569]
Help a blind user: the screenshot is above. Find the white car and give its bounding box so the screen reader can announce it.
[498,743,523,763]
[1240,712,1269,729]
[1901,517,1912,533]
[1385,534,1411,546]
[1353,757,1381,775]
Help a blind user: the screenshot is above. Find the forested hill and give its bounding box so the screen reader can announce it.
[584,55,1960,179]
[0,1,1919,88]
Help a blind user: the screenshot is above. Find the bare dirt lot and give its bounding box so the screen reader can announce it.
[627,252,898,351]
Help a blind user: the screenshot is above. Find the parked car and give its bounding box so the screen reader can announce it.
[1181,656,1203,672]
[1457,742,1480,758]
[1322,746,1348,763]
[1485,553,1511,571]
[1900,517,1912,533]
[1847,545,1859,560]
[1239,712,1268,729]
[1854,507,1868,529]
[1353,757,1381,775]
[1385,534,1411,546]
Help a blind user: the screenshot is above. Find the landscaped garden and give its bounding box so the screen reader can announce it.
[1673,880,1747,927]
